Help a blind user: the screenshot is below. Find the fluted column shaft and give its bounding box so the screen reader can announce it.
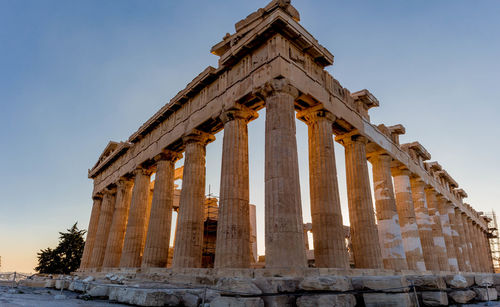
[437,196,459,271]
[298,109,349,268]
[214,107,256,268]
[102,179,134,267]
[80,195,102,269]
[142,151,181,268]
[392,168,426,271]
[119,168,152,267]
[338,134,383,269]
[425,188,450,271]
[172,131,213,268]
[446,202,465,271]
[454,208,471,271]
[476,225,489,272]
[461,214,476,272]
[472,224,485,272]
[465,218,481,272]
[484,231,494,272]
[89,189,116,268]
[410,178,439,271]
[262,80,306,268]
[368,154,407,270]
[481,227,491,272]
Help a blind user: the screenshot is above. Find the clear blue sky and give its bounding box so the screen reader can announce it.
[1,0,499,272]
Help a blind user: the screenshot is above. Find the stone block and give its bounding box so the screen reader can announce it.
[473,287,498,301]
[262,295,296,307]
[86,284,110,298]
[108,287,127,301]
[362,293,413,307]
[210,297,264,307]
[44,279,56,288]
[448,290,476,304]
[18,279,47,287]
[253,277,301,293]
[69,281,88,292]
[54,279,70,290]
[299,276,352,292]
[109,288,180,306]
[494,273,500,286]
[421,291,448,306]
[82,276,95,283]
[406,275,446,290]
[352,276,409,293]
[180,292,201,307]
[296,294,355,307]
[475,273,494,286]
[215,277,262,295]
[444,274,474,288]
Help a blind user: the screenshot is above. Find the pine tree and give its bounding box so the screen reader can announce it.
[35,223,86,274]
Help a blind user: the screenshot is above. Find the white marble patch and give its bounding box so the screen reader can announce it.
[449,258,458,267]
[434,237,446,248]
[416,261,426,271]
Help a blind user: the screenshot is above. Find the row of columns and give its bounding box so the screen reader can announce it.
[81,79,493,272]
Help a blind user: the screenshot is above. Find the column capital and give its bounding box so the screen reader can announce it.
[296,106,336,126]
[220,105,258,125]
[391,166,411,177]
[92,193,103,201]
[154,149,182,163]
[367,151,392,164]
[116,177,134,189]
[182,130,215,146]
[435,194,450,204]
[102,186,117,195]
[335,131,367,146]
[410,176,426,184]
[424,184,435,192]
[254,78,299,100]
[446,200,457,208]
[133,166,153,177]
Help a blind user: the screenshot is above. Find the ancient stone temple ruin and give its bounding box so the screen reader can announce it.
[73,1,497,305]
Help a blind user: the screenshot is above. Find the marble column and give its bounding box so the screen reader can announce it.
[484,231,494,272]
[102,178,134,268]
[89,188,116,268]
[410,177,439,271]
[253,79,307,269]
[337,133,383,269]
[454,208,471,272]
[141,151,181,268]
[425,188,450,271]
[172,130,214,268]
[476,225,489,272]
[461,214,476,272]
[214,106,256,269]
[119,167,152,268]
[447,202,466,271]
[368,153,407,270]
[299,108,349,268]
[465,218,481,272]
[437,196,459,271]
[392,168,426,271]
[80,194,103,269]
[472,224,485,272]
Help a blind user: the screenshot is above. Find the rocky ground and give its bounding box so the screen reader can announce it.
[5,272,500,306]
[0,285,129,307]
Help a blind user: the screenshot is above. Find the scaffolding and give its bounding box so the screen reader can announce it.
[485,210,500,272]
